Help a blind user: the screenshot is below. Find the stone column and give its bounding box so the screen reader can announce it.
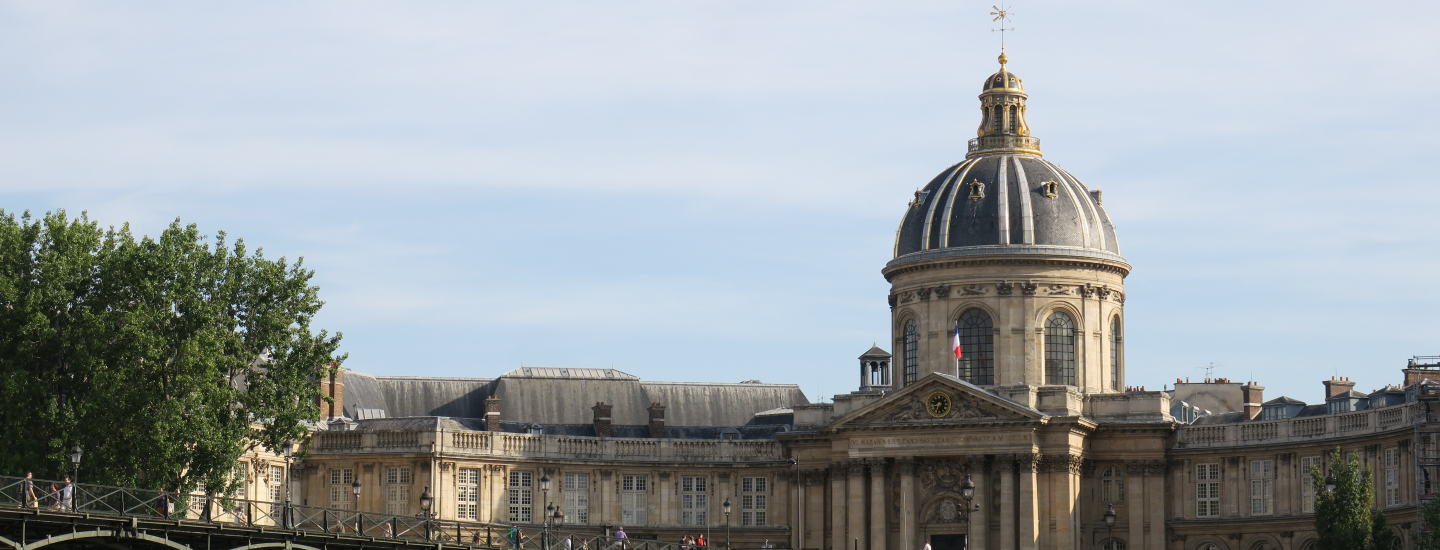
[870,460,887,550]
[832,462,848,550]
[970,457,987,550]
[848,459,867,550]
[1146,464,1165,550]
[898,459,917,550]
[793,471,804,550]
[1018,455,1039,550]
[1051,456,1078,550]
[1125,462,1144,550]
[998,455,1016,550]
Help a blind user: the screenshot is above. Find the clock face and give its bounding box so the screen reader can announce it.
[926,391,952,418]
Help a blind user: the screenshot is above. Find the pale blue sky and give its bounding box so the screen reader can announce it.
[2,1,1437,405]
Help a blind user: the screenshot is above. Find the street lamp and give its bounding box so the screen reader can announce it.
[352,479,363,533]
[959,474,976,550]
[69,445,82,511]
[540,473,552,550]
[1102,503,1116,550]
[1325,469,1337,494]
[722,498,732,550]
[420,486,434,540]
[281,441,294,528]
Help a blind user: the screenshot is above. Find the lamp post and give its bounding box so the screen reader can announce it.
[722,498,732,550]
[352,479,363,533]
[69,445,82,511]
[420,486,434,541]
[959,474,976,550]
[281,441,294,528]
[1102,503,1116,550]
[540,473,552,550]
[1325,469,1337,494]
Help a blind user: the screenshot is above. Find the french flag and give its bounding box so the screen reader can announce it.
[953,321,963,359]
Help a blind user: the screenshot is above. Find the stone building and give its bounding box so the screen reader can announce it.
[277,52,1440,550]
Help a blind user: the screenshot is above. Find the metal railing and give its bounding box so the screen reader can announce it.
[0,474,682,550]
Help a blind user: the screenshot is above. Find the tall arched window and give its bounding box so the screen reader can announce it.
[1101,467,1125,503]
[957,309,994,385]
[903,320,919,386]
[1044,311,1076,386]
[1110,316,1122,391]
[1102,540,1126,550]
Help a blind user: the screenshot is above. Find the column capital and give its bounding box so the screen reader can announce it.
[896,457,917,476]
[847,458,866,476]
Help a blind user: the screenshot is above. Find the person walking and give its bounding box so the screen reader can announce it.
[613,527,628,550]
[155,489,172,518]
[922,542,931,550]
[60,477,74,511]
[19,472,38,509]
[47,484,59,509]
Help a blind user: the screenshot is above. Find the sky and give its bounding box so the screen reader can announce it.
[1,1,1438,405]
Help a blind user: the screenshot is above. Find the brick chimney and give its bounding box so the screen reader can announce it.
[320,364,345,420]
[592,402,613,438]
[1242,383,1264,420]
[485,395,502,432]
[648,403,667,438]
[1324,376,1356,398]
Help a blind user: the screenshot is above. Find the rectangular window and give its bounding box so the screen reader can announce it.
[681,476,707,526]
[385,467,412,516]
[1196,464,1220,518]
[458,468,480,520]
[1386,448,1400,506]
[268,465,285,503]
[329,468,354,509]
[741,476,767,527]
[1300,456,1319,513]
[1249,460,1274,516]
[622,475,648,526]
[564,473,589,525]
[509,471,533,523]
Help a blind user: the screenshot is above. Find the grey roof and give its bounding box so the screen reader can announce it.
[497,421,789,440]
[499,367,640,380]
[859,345,891,359]
[1191,411,1249,425]
[892,155,1123,264]
[1294,404,1329,418]
[1328,389,1369,400]
[1264,396,1306,406]
[342,369,809,428]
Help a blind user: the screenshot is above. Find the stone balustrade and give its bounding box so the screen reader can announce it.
[1177,403,1416,449]
[311,429,784,463]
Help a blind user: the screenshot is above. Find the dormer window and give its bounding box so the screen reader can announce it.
[527,423,543,436]
[1043,180,1059,199]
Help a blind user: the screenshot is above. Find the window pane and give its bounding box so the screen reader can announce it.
[1044,312,1076,386]
[957,309,995,385]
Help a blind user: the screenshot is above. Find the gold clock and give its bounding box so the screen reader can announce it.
[926,391,952,418]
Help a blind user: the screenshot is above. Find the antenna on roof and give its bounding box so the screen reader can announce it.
[1195,362,1221,380]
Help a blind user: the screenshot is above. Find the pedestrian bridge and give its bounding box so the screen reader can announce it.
[0,475,673,550]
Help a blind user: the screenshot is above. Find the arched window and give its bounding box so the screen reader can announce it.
[1110,316,1122,391]
[903,320,919,386]
[1044,311,1077,386]
[1101,467,1125,503]
[1102,540,1126,550]
[957,309,995,385]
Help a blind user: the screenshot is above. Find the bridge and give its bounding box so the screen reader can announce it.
[0,476,678,550]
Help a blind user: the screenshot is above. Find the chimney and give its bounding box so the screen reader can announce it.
[592,402,613,438]
[648,403,667,438]
[320,364,346,420]
[1242,383,1264,420]
[1324,377,1356,398]
[485,396,502,432]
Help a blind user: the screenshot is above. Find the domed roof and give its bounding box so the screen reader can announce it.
[891,155,1122,263]
[888,53,1126,270]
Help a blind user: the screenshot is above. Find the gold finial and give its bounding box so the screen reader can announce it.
[990,5,1014,54]
[998,52,1008,67]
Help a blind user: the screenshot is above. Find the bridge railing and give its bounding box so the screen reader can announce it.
[0,474,683,550]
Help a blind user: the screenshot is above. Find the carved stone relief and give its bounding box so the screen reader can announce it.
[899,292,915,304]
[960,284,986,295]
[934,285,951,299]
[1020,282,1038,296]
[996,281,1014,295]
[917,287,933,301]
[1045,284,1071,295]
[919,457,970,495]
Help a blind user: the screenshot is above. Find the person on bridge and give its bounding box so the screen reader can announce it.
[19,472,37,509]
[155,489,172,518]
[60,478,73,511]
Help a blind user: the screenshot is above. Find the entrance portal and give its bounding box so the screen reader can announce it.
[930,534,966,550]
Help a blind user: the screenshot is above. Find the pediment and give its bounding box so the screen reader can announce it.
[833,373,1045,427]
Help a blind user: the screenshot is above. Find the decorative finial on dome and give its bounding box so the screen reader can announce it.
[998,52,1008,67]
[990,4,1014,54]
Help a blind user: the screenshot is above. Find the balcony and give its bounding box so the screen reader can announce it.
[1177,403,1416,449]
[967,135,1041,156]
[312,430,785,464]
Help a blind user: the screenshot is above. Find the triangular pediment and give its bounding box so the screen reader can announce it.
[832,373,1046,427]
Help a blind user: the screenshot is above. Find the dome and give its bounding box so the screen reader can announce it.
[891,156,1122,262]
[889,53,1126,270]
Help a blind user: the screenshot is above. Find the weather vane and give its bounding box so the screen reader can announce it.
[991,5,1014,53]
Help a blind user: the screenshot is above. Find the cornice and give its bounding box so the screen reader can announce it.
[883,249,1131,282]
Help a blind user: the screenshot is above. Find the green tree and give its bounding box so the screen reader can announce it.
[1371,508,1396,550]
[1419,498,1440,550]
[0,210,344,495]
[1311,447,1375,550]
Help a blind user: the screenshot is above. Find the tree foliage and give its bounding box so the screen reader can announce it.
[0,210,344,495]
[1420,498,1440,550]
[1370,508,1396,550]
[1311,447,1376,550]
